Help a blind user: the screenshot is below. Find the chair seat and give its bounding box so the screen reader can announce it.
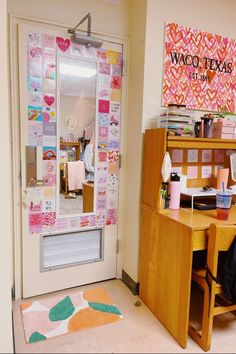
[192,268,221,289]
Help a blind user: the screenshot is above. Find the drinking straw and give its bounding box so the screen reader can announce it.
[222,181,225,193]
[222,181,227,209]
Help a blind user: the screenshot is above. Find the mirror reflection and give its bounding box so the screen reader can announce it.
[58,55,97,215]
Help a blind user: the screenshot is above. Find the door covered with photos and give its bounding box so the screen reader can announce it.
[18,23,123,298]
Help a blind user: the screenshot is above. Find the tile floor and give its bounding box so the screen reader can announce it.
[13,279,236,353]
[59,193,83,215]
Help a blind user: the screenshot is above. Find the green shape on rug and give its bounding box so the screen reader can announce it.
[88,302,121,315]
[49,296,75,322]
[29,331,47,343]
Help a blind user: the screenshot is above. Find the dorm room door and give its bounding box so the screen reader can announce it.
[18,23,123,298]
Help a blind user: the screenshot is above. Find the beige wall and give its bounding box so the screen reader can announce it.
[142,0,236,129]
[122,0,147,282]
[8,0,130,38]
[124,0,236,283]
[0,0,13,352]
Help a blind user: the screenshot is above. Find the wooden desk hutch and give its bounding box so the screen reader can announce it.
[139,128,236,348]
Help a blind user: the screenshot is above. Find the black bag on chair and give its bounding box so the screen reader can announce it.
[221,236,236,303]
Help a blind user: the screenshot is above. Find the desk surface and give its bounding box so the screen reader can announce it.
[159,205,236,230]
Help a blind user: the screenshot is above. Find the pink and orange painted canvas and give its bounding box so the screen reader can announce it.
[162,23,236,112]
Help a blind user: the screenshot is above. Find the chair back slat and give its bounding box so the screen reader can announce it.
[207,224,236,283]
[189,223,236,351]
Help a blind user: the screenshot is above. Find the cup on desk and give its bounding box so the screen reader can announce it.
[216,190,233,220]
[216,168,229,190]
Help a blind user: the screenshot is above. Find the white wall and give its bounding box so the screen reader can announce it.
[8,0,130,38]
[0,0,13,352]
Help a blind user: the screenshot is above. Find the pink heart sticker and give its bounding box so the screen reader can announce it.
[56,37,70,52]
[44,95,55,106]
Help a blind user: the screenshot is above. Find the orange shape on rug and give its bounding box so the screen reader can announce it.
[83,287,114,305]
[20,302,33,311]
[68,307,121,332]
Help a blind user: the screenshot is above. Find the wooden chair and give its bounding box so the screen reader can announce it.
[189,223,236,351]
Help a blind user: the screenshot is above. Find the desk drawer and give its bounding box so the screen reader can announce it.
[193,230,208,251]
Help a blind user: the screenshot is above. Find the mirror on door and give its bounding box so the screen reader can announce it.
[57,54,97,216]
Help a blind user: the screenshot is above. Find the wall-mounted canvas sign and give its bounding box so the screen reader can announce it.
[162,23,236,112]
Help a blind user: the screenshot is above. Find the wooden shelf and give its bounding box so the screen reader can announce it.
[167,136,236,149]
[60,141,80,160]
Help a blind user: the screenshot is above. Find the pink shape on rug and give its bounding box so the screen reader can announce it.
[22,311,61,341]
[70,292,87,307]
[41,294,67,309]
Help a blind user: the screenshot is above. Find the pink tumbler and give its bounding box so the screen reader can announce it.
[169,172,181,210]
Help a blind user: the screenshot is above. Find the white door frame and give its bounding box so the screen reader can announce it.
[0,0,13,351]
[10,13,128,300]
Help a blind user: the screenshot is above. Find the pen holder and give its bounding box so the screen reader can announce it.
[200,115,214,138]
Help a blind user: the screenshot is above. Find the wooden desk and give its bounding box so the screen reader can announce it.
[139,205,236,348]
[82,181,94,213]
[140,128,236,348]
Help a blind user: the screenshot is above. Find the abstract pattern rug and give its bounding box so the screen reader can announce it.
[20,287,123,344]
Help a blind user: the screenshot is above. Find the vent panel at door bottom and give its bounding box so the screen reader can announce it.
[41,229,103,271]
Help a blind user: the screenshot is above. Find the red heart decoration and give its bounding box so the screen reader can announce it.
[206,88,217,101]
[204,33,216,50]
[170,65,183,80]
[180,81,188,92]
[174,93,184,105]
[216,48,227,61]
[196,94,204,107]
[168,23,183,44]
[44,95,55,106]
[191,32,202,48]
[206,70,216,84]
[56,37,70,52]
[226,98,235,113]
[165,42,173,56]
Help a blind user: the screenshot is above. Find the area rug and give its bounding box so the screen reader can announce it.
[20,287,123,344]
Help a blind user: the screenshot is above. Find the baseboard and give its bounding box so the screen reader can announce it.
[122,269,139,295]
